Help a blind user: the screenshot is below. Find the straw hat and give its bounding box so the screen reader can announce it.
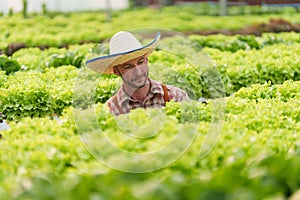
[86,31,160,74]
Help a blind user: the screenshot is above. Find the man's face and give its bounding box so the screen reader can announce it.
[115,55,149,89]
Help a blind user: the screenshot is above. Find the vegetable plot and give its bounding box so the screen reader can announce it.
[0,13,299,199]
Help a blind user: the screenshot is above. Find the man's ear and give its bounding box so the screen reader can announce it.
[113,66,121,76]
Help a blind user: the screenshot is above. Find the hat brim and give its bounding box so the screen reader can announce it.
[86,32,160,74]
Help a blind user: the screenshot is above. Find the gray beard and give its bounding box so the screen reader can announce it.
[122,72,149,89]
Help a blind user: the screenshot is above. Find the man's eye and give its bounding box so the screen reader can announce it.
[124,65,133,69]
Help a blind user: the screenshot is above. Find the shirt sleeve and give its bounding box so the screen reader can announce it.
[106,97,121,116]
[167,85,190,102]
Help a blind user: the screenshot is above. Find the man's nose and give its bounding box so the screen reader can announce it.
[133,63,143,72]
[132,66,141,75]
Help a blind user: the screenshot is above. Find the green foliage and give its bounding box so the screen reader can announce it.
[11,44,94,71]
[0,72,53,120]
[0,11,300,199]
[164,100,211,123]
[0,66,77,120]
[1,34,299,120]
[8,8,13,16]
[1,7,300,50]
[234,80,300,102]
[47,50,85,68]
[22,0,28,18]
[1,84,299,199]
[207,43,300,93]
[0,55,21,75]
[0,65,120,120]
[0,70,7,87]
[95,78,119,103]
[42,2,48,15]
[190,33,293,52]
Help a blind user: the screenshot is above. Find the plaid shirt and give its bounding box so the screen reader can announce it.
[107,78,189,115]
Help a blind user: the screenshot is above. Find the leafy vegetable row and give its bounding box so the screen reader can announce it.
[1,79,299,199]
[1,36,299,120]
[1,8,300,51]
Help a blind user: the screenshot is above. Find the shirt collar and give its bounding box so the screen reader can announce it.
[117,78,164,105]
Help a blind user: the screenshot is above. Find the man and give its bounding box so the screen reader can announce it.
[86,31,189,115]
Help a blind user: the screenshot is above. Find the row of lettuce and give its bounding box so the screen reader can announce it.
[0,32,299,121]
[0,32,299,199]
[0,78,299,199]
[1,7,300,51]
[1,31,299,75]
